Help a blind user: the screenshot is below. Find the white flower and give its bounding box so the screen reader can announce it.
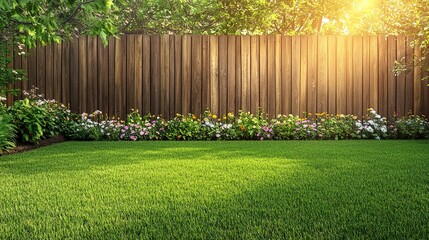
[368,120,374,125]
[366,126,374,133]
[355,122,362,128]
[381,126,387,133]
[0,96,6,101]
[370,110,376,115]
[375,114,381,119]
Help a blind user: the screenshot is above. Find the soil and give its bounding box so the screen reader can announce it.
[0,135,66,156]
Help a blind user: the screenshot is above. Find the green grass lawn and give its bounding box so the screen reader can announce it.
[0,141,428,239]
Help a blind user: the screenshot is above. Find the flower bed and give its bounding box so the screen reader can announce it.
[1,89,429,153]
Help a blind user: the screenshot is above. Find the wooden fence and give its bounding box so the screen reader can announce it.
[9,35,429,119]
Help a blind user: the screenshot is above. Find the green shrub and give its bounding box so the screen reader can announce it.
[395,114,429,139]
[165,114,202,140]
[0,101,16,152]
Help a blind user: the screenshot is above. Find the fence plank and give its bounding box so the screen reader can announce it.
[267,35,276,117]
[45,43,54,100]
[142,35,151,114]
[108,37,116,116]
[307,35,317,116]
[61,41,70,105]
[97,37,109,114]
[369,36,378,111]
[378,36,388,117]
[336,36,347,114]
[78,37,87,113]
[405,37,414,114]
[174,36,182,114]
[299,36,308,116]
[362,36,370,115]
[235,36,242,115]
[219,36,228,115]
[135,35,143,114]
[151,35,161,115]
[53,42,62,102]
[396,36,406,116]
[191,35,202,116]
[250,36,260,114]
[241,36,250,112]
[37,42,46,99]
[317,35,328,114]
[209,36,219,114]
[352,36,363,117]
[88,36,98,112]
[27,47,37,92]
[327,35,336,114]
[291,36,301,115]
[276,35,283,114]
[160,34,170,118]
[70,39,79,112]
[13,47,22,101]
[127,35,136,113]
[387,36,397,117]
[346,37,353,115]
[169,35,176,117]
[227,35,236,114]
[259,35,268,113]
[181,35,191,114]
[202,36,210,112]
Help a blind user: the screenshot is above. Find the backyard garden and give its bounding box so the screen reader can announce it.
[1,0,429,239]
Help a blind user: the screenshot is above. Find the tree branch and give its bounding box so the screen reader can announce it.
[62,0,96,24]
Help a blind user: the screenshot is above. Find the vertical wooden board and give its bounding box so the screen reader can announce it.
[78,37,87,113]
[362,36,370,115]
[299,36,308,116]
[259,35,268,114]
[346,37,353,115]
[352,36,363,117]
[327,36,337,114]
[275,35,283,114]
[423,58,429,116]
[387,36,397,117]
[37,42,46,98]
[241,36,250,112]
[21,47,29,94]
[13,47,22,101]
[336,36,347,114]
[202,36,211,112]
[88,36,98,112]
[218,36,228,115]
[169,35,175,117]
[108,37,116,116]
[151,35,161,115]
[120,36,127,118]
[209,36,219,114]
[378,36,388,117]
[181,35,191,114]
[307,35,317,116]
[45,43,54,99]
[250,36,260,114]
[317,35,328,114]
[235,37,242,115]
[267,35,276,117]
[98,37,109,114]
[405,37,414,113]
[142,35,151,114]
[227,35,236,114]
[27,46,37,91]
[61,41,70,105]
[127,35,136,113]
[53,42,62,102]
[396,36,406,116]
[291,36,301,115]
[160,35,170,118]
[11,50,24,101]
[114,37,123,117]
[70,38,79,112]
[174,36,182,114]
[191,35,202,116]
[369,36,378,111]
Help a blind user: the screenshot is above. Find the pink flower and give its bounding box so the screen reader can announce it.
[131,130,135,134]
[140,131,144,135]
[267,134,271,138]
[260,137,264,141]
[124,126,129,130]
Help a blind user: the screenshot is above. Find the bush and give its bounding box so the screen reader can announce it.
[394,114,429,139]
[0,100,16,152]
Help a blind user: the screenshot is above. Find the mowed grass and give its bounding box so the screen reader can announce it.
[0,141,428,239]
